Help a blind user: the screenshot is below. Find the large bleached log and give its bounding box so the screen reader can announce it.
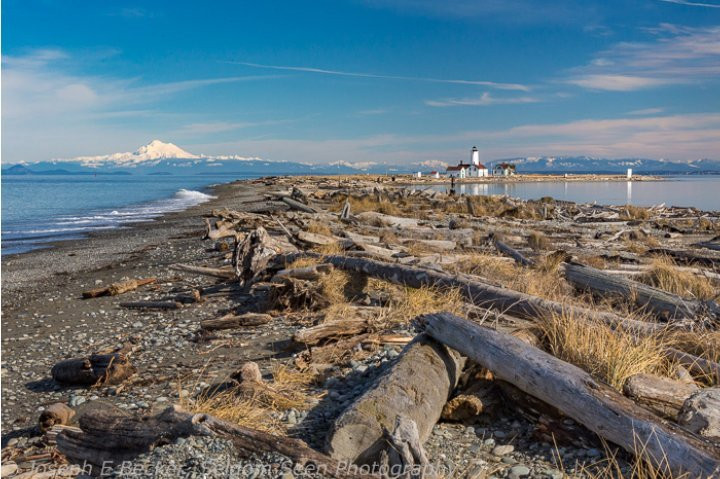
[420,312,720,477]
[326,335,464,464]
[170,263,236,279]
[355,212,419,228]
[564,263,718,321]
[82,278,157,299]
[276,253,667,335]
[57,406,371,478]
[52,353,136,386]
[623,373,698,419]
[282,196,317,213]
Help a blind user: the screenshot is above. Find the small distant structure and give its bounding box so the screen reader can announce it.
[494,162,516,176]
[415,171,423,178]
[429,171,440,179]
[444,146,489,178]
[626,168,633,180]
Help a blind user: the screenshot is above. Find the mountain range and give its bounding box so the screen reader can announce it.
[3,140,720,176]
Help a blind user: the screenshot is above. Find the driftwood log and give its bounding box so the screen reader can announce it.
[272,263,333,281]
[664,348,720,384]
[623,373,698,419]
[56,405,374,478]
[234,226,297,285]
[200,312,273,331]
[491,235,533,267]
[678,388,720,441]
[326,335,464,465]
[170,263,235,279]
[420,312,720,477]
[293,317,369,346]
[564,263,718,321]
[51,353,136,386]
[82,278,156,299]
[275,253,668,335]
[39,403,76,432]
[282,196,317,213]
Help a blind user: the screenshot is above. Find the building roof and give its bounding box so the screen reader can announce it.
[446,165,464,171]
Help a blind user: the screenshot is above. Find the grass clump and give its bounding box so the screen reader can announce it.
[366,281,464,327]
[639,256,718,300]
[334,195,401,215]
[540,311,671,390]
[622,205,652,220]
[527,230,550,251]
[306,221,332,236]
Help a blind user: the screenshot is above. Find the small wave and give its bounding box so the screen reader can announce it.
[174,189,215,202]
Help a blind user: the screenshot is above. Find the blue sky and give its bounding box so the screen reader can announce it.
[3,0,720,165]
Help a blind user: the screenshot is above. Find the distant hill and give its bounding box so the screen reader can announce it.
[4,141,719,177]
[491,156,720,175]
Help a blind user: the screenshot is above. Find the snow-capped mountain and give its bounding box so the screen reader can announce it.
[63,140,200,167]
[493,156,720,174]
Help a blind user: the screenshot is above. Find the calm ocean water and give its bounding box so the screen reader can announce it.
[417,176,720,211]
[1,174,254,255]
[2,174,719,256]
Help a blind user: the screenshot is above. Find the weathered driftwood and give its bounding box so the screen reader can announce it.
[623,373,698,419]
[297,230,347,247]
[340,198,351,221]
[57,406,372,478]
[200,312,273,331]
[234,226,297,285]
[649,248,720,268]
[170,263,235,279]
[119,300,181,310]
[356,212,419,228]
[399,238,456,252]
[293,318,368,346]
[39,403,76,432]
[678,387,720,441]
[282,196,317,213]
[491,235,534,267]
[203,218,244,241]
[385,415,432,475]
[564,263,717,321]
[420,312,720,477]
[52,353,136,386]
[665,348,720,384]
[272,263,334,282]
[276,253,667,335]
[82,278,156,299]
[326,335,464,465]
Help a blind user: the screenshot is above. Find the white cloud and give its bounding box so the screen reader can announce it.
[425,91,541,107]
[1,49,282,162]
[566,24,720,90]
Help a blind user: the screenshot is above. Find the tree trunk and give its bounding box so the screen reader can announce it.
[272,263,334,281]
[326,335,464,465]
[420,312,720,477]
[564,263,716,321]
[491,236,534,267]
[623,373,698,419]
[293,317,369,346]
[234,226,297,285]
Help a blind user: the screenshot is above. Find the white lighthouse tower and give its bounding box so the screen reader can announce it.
[469,146,488,177]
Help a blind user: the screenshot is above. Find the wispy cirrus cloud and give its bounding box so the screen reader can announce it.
[627,107,665,116]
[233,61,529,91]
[657,0,720,7]
[566,24,720,91]
[425,91,541,107]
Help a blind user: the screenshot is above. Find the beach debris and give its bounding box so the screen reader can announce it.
[51,353,136,386]
[82,277,156,299]
[38,403,76,432]
[200,312,273,331]
[623,373,699,419]
[119,300,182,310]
